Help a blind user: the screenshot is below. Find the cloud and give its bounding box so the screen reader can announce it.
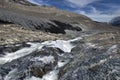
[27,0,49,6]
[86,13,115,22]
[76,7,120,22]
[27,0,120,22]
[114,10,120,16]
[65,0,100,7]
[65,0,120,22]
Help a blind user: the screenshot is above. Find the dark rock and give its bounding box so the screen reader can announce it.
[0,42,31,56]
[0,8,82,34]
[0,44,73,79]
[0,20,12,24]
[60,35,120,80]
[110,16,120,26]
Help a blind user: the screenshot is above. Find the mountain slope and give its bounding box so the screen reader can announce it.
[0,0,119,34]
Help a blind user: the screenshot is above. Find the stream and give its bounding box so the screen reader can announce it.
[0,32,119,80]
[0,37,83,80]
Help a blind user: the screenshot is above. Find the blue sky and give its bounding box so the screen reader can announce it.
[28,0,120,22]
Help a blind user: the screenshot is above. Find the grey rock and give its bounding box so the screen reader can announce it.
[0,8,81,34]
[0,44,73,80]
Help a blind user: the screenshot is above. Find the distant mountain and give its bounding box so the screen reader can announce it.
[110,16,120,26]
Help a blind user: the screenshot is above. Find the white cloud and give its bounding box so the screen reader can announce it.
[86,14,115,22]
[27,0,49,6]
[65,0,100,7]
[27,0,120,22]
[76,7,120,22]
[113,9,120,16]
[65,0,120,22]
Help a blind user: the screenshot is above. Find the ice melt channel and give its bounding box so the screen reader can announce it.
[0,37,82,64]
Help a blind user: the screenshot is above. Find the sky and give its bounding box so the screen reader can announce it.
[28,0,120,22]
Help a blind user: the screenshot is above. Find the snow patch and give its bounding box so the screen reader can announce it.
[86,43,96,48]
[0,43,40,64]
[25,76,42,80]
[25,70,59,80]
[4,69,17,80]
[57,59,69,68]
[31,55,55,64]
[42,70,59,80]
[41,40,74,53]
[107,45,117,53]
[1,37,83,80]
[0,37,81,64]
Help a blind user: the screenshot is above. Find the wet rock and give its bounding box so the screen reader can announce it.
[0,31,119,80]
[60,33,120,80]
[0,44,73,80]
[0,42,31,56]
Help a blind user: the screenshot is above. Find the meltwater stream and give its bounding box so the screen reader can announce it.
[0,37,82,65]
[0,37,82,80]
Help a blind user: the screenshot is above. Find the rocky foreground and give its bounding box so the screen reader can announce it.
[0,0,120,80]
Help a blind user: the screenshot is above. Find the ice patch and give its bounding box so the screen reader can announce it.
[0,37,82,64]
[0,43,41,64]
[57,59,69,68]
[4,69,17,80]
[107,45,117,53]
[68,37,82,42]
[41,40,74,53]
[25,70,58,80]
[41,37,82,53]
[31,55,55,64]
[25,76,42,80]
[86,43,96,48]
[90,59,107,68]
[42,70,59,80]
[0,36,83,80]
